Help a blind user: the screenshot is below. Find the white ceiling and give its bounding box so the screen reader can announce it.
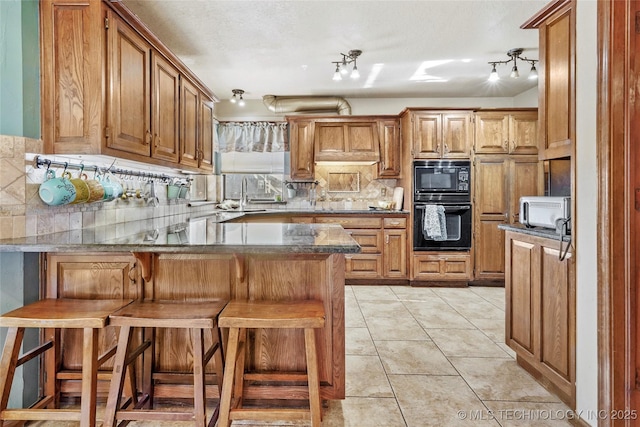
[121,0,548,102]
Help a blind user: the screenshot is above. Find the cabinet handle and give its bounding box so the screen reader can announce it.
[503,140,509,150]
[385,235,389,244]
[511,140,516,151]
[154,135,161,148]
[144,130,152,146]
[505,212,509,219]
[443,143,449,154]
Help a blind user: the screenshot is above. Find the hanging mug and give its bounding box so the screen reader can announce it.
[68,172,90,204]
[38,169,76,206]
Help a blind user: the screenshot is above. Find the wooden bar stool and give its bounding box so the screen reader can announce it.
[103,299,227,427]
[217,300,326,427]
[0,298,132,427]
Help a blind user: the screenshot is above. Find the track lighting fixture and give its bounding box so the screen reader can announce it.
[230,89,245,106]
[331,49,362,81]
[487,48,538,82]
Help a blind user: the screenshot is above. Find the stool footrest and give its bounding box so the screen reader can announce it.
[16,340,53,367]
[244,372,310,382]
[1,408,82,421]
[229,408,311,422]
[97,344,118,367]
[115,410,196,422]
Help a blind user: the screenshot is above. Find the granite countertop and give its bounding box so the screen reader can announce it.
[0,217,361,254]
[498,224,571,242]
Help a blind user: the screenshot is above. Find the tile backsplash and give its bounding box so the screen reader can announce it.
[0,134,219,240]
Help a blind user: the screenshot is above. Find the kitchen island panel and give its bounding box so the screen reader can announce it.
[45,253,141,376]
[149,252,345,399]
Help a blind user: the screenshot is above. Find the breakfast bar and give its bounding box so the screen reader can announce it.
[0,218,360,403]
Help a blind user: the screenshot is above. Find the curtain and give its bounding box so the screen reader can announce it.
[216,122,288,153]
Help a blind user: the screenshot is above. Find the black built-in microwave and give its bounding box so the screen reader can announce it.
[413,160,471,203]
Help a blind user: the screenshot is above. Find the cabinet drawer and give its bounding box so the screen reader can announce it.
[345,254,382,279]
[383,217,407,229]
[412,253,471,280]
[347,229,383,253]
[315,216,382,229]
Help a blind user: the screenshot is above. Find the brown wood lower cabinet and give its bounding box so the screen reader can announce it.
[315,215,408,281]
[505,230,575,408]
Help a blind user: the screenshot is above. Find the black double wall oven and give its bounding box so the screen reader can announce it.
[413,160,472,251]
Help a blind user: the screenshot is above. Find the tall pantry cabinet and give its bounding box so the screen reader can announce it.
[472,110,542,282]
[40,0,216,172]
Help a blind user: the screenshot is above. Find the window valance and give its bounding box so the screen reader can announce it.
[216,122,288,153]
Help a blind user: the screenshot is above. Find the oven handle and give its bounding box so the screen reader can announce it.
[414,204,471,211]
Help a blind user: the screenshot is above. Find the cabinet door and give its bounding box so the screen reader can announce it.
[384,230,407,278]
[539,3,574,159]
[44,253,141,372]
[509,111,539,155]
[474,112,510,154]
[539,243,574,384]
[107,12,151,156]
[40,0,103,154]
[474,157,508,280]
[510,157,542,224]
[413,113,441,158]
[442,112,472,158]
[199,95,214,171]
[474,156,508,217]
[290,120,315,179]
[475,219,507,280]
[505,236,537,358]
[378,119,401,177]
[151,52,180,162]
[179,77,199,169]
[315,122,346,158]
[345,122,379,160]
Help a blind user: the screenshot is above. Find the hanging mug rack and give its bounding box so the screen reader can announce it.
[33,155,186,183]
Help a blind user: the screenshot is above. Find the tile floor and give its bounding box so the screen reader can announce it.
[29,285,573,427]
[322,285,573,427]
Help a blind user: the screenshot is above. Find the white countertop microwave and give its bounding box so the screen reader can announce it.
[519,196,571,235]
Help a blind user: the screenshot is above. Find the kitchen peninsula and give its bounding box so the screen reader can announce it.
[0,218,360,401]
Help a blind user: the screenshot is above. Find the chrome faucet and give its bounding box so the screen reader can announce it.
[240,176,248,211]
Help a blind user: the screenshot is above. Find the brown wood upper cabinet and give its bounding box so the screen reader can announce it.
[289,120,315,180]
[377,119,401,178]
[522,0,575,160]
[314,121,380,161]
[40,0,215,172]
[474,110,538,155]
[401,110,473,159]
[179,77,214,171]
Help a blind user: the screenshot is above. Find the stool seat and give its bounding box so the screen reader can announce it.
[108,300,226,329]
[0,298,132,427]
[218,300,326,329]
[217,300,325,427]
[0,298,132,328]
[103,299,227,427]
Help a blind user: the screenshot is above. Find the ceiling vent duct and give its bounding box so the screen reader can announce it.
[262,95,351,116]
